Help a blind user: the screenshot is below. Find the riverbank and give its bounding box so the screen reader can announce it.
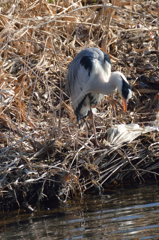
[0,0,159,211]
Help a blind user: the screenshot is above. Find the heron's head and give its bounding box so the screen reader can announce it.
[111,71,132,111]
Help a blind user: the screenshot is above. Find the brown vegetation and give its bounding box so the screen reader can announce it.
[0,0,159,211]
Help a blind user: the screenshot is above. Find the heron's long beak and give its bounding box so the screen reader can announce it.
[122,98,127,112]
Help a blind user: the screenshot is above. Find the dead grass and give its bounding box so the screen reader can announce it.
[0,0,159,211]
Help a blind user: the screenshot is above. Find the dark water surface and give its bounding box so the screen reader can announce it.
[1,185,159,240]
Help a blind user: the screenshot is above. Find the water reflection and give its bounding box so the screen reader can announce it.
[1,185,159,240]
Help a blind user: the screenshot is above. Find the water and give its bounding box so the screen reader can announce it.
[1,184,159,240]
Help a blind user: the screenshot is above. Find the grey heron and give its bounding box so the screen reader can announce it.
[66,47,132,146]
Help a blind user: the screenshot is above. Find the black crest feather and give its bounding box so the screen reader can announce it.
[122,77,131,99]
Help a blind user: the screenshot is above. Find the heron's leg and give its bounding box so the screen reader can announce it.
[90,107,99,147]
[78,119,89,139]
[83,119,89,139]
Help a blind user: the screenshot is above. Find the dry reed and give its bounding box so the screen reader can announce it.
[0,0,159,211]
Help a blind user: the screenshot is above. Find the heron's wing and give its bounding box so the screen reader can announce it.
[66,48,111,111]
[66,57,92,110]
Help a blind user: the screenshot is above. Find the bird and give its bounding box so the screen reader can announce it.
[66,47,132,146]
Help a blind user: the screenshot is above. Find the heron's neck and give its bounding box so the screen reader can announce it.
[74,72,122,108]
[91,74,121,96]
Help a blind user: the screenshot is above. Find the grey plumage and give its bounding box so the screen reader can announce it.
[66,47,132,119]
[66,48,110,120]
[66,47,132,145]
